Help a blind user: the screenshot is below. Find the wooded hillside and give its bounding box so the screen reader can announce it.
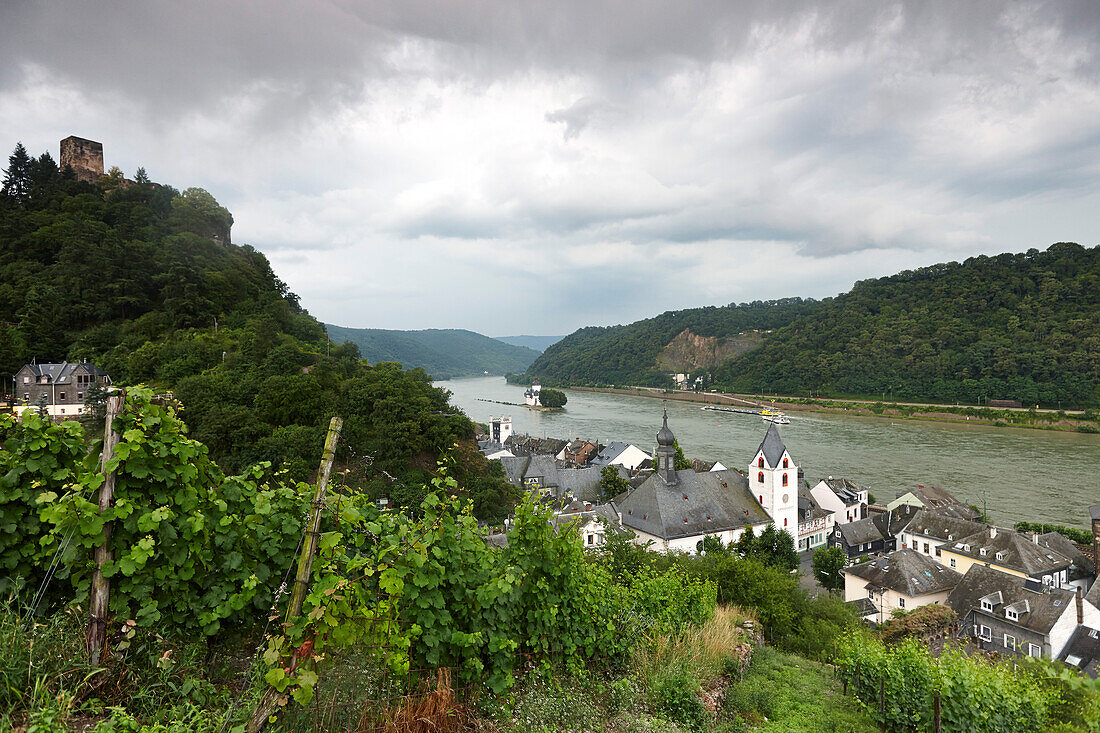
[523,243,1100,408]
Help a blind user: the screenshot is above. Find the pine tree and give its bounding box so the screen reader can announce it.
[135,167,150,183]
[1,142,32,203]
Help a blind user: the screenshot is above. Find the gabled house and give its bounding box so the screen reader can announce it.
[843,548,962,623]
[796,486,832,553]
[897,509,984,562]
[558,439,602,468]
[551,502,625,549]
[590,442,652,471]
[498,454,624,503]
[888,484,982,522]
[947,564,1100,660]
[504,435,569,458]
[617,413,773,554]
[939,526,1074,588]
[831,505,918,559]
[14,361,111,418]
[810,478,868,525]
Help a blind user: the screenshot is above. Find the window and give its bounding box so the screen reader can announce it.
[1006,609,1018,621]
[587,535,593,545]
[758,495,763,504]
[782,458,788,468]
[758,457,764,468]
[59,392,65,400]
[758,472,764,483]
[979,625,991,641]
[783,518,788,527]
[981,600,993,612]
[935,547,941,557]
[923,543,929,553]
[78,393,83,401]
[1003,634,1015,650]
[949,558,957,568]
[868,589,874,599]
[898,597,905,608]
[22,376,29,384]
[1028,644,1040,658]
[781,473,788,486]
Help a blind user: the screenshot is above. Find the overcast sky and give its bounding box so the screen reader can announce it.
[3,2,1099,336]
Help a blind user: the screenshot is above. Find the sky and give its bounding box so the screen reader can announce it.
[2,1,1100,336]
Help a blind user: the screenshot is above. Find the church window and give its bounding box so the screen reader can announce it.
[757,472,764,483]
[759,495,763,503]
[782,473,788,486]
[782,458,788,468]
[758,457,764,468]
[783,518,788,527]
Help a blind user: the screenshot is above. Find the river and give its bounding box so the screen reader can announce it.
[436,376,1100,530]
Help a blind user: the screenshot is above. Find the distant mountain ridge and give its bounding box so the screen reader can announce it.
[325,325,540,379]
[493,334,565,353]
[522,243,1100,409]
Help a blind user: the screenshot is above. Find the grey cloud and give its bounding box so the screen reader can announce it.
[545,97,617,140]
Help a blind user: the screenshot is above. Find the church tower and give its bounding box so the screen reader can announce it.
[655,410,679,485]
[749,423,798,538]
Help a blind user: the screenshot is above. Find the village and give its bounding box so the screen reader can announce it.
[478,410,1100,676]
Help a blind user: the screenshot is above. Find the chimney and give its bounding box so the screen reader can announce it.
[989,527,997,539]
[1033,532,1040,545]
[1078,586,1084,625]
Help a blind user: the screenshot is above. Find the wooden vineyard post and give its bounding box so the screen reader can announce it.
[247,416,342,733]
[286,416,343,620]
[933,693,942,733]
[87,390,125,666]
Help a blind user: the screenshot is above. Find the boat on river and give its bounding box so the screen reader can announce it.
[761,409,791,425]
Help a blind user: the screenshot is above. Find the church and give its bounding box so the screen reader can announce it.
[616,412,798,554]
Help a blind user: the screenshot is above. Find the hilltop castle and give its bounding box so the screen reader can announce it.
[60,135,104,183]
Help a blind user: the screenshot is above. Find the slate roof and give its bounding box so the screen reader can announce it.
[755,423,789,467]
[1088,576,1100,609]
[838,506,917,546]
[947,564,1078,635]
[499,456,531,485]
[904,509,982,543]
[822,478,867,506]
[797,487,830,523]
[897,485,981,521]
[847,597,879,618]
[503,435,568,457]
[1035,532,1096,578]
[1059,626,1100,678]
[19,361,109,383]
[590,442,648,468]
[618,468,771,541]
[946,527,1073,577]
[551,502,623,531]
[498,455,622,502]
[846,549,962,597]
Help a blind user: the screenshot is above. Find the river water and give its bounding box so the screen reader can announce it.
[437,376,1100,530]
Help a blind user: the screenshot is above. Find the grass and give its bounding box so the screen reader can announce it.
[723,646,878,733]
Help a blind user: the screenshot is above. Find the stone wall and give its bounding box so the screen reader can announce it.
[60,136,104,183]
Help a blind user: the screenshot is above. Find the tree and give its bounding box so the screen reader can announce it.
[757,523,799,571]
[539,387,567,408]
[811,546,847,592]
[135,166,150,183]
[672,439,691,470]
[736,525,758,558]
[1,142,32,203]
[597,465,629,502]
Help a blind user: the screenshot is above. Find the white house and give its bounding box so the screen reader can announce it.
[488,416,513,445]
[844,548,962,624]
[589,442,652,471]
[524,382,541,407]
[748,423,799,541]
[552,502,623,549]
[809,478,868,526]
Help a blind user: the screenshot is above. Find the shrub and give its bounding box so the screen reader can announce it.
[650,672,708,732]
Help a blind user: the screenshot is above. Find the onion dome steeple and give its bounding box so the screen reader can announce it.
[655,409,678,485]
[657,409,675,447]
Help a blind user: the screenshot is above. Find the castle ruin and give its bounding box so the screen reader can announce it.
[60,136,104,183]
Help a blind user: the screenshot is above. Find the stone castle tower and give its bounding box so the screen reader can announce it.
[59,136,104,183]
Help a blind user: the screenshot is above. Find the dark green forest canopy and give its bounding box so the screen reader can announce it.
[0,142,516,516]
[524,243,1100,409]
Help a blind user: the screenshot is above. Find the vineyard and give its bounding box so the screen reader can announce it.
[2,390,1100,732]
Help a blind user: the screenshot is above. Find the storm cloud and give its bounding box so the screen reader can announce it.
[2,1,1099,334]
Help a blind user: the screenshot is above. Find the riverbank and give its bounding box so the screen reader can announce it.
[568,386,1100,434]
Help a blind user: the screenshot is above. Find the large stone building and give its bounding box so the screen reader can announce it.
[59,136,104,183]
[14,361,111,418]
[614,413,780,554]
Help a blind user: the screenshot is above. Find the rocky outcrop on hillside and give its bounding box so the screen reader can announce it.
[656,328,762,373]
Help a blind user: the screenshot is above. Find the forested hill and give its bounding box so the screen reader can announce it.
[524,243,1100,409]
[324,325,540,379]
[0,141,521,519]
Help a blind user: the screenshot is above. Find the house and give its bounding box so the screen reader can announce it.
[487,416,513,445]
[558,439,601,468]
[14,361,111,418]
[832,505,919,559]
[589,442,652,471]
[498,454,623,502]
[810,478,868,525]
[551,502,624,549]
[888,484,982,522]
[938,526,1074,588]
[1033,531,1096,592]
[616,412,773,554]
[896,509,984,562]
[504,435,569,458]
[947,564,1100,660]
[796,486,832,553]
[843,548,962,624]
[478,441,514,460]
[1059,626,1100,678]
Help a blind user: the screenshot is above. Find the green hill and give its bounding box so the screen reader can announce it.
[524,243,1100,409]
[324,325,540,379]
[0,141,504,510]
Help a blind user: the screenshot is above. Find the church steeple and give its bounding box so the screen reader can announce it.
[655,410,678,485]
